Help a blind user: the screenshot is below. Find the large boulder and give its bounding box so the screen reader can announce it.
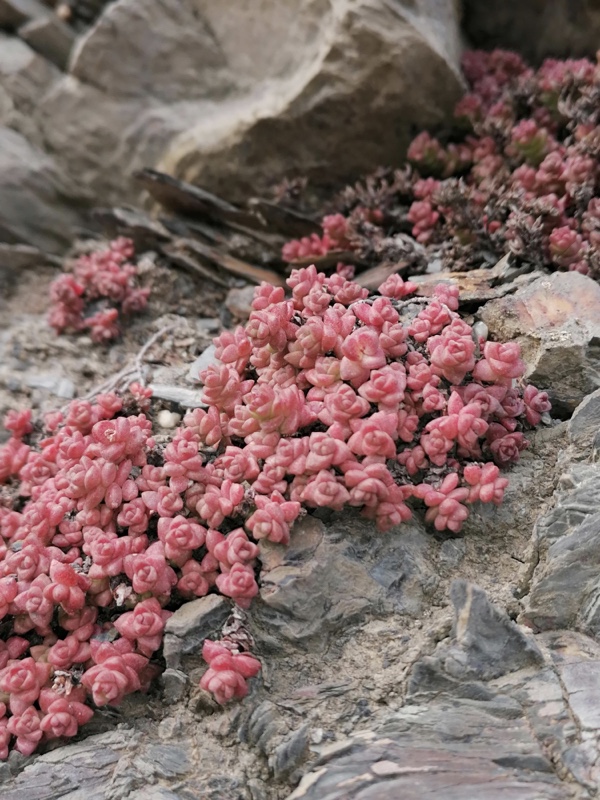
[33,0,463,204]
[157,0,465,199]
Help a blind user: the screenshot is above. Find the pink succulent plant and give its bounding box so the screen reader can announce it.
[48,239,149,343]
[199,640,261,704]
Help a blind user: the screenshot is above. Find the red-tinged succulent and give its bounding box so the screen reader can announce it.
[176,558,212,598]
[0,658,52,716]
[523,385,552,426]
[407,201,440,243]
[43,562,90,615]
[48,238,149,343]
[199,641,261,705]
[463,463,509,505]
[378,274,418,299]
[123,541,177,596]
[340,328,387,387]
[113,598,172,657]
[3,409,33,439]
[301,470,352,512]
[473,342,526,385]
[0,437,30,483]
[407,131,448,176]
[0,639,29,672]
[487,426,529,466]
[157,516,206,565]
[414,474,470,533]
[39,693,94,740]
[215,563,259,609]
[47,635,92,670]
[195,481,245,529]
[280,50,600,280]
[428,322,476,385]
[245,492,302,545]
[208,528,259,572]
[81,652,146,707]
[6,705,43,755]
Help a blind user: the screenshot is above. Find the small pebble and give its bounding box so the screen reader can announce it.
[310,728,324,745]
[157,409,181,428]
[225,285,255,320]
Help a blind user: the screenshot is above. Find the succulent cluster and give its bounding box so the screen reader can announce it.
[0,265,549,757]
[48,238,150,343]
[283,50,600,276]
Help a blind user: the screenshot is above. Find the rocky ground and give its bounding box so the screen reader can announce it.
[1,236,600,799]
[2,1,600,799]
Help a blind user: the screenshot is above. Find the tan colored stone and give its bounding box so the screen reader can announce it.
[480,272,600,413]
[32,0,463,205]
[158,0,464,199]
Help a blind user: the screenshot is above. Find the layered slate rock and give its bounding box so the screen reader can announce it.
[287,700,569,800]
[285,582,591,800]
[283,388,600,800]
[521,391,600,635]
[256,514,437,647]
[0,34,90,250]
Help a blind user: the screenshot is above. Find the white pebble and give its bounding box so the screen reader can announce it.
[157,409,181,428]
[473,320,489,341]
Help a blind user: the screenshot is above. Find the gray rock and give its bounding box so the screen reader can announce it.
[0,33,59,144]
[534,463,600,546]
[225,285,255,322]
[569,387,600,452]
[438,537,466,568]
[165,595,229,641]
[443,581,544,681]
[0,0,49,30]
[160,668,188,705]
[187,344,218,383]
[237,701,309,781]
[18,15,75,71]
[480,272,600,414]
[271,724,310,780]
[23,370,76,398]
[239,701,289,754]
[256,514,436,646]
[287,698,567,800]
[0,242,58,299]
[0,728,136,800]
[157,0,464,200]
[127,790,182,800]
[286,599,600,799]
[463,0,600,63]
[0,126,88,251]
[147,384,206,408]
[164,595,230,668]
[523,504,600,633]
